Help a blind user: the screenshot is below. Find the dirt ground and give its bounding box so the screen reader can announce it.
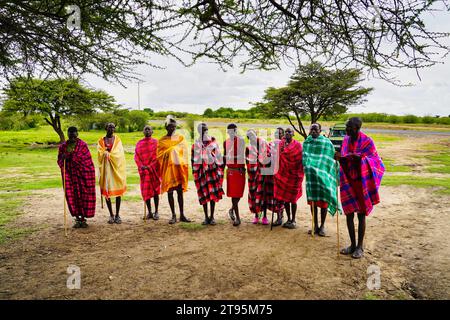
[0,136,449,300]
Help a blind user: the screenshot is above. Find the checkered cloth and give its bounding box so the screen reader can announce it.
[274,139,304,203]
[134,137,161,201]
[246,138,273,214]
[303,135,340,215]
[57,139,96,218]
[191,137,224,205]
[339,131,385,216]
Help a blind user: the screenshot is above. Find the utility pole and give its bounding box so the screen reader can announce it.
[137,81,141,110]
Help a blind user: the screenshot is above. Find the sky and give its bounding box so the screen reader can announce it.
[84,7,450,117]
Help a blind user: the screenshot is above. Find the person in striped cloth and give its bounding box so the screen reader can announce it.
[336,117,385,259]
[191,123,224,225]
[57,127,96,228]
[135,125,161,220]
[303,123,339,237]
[245,129,271,225]
[274,127,304,229]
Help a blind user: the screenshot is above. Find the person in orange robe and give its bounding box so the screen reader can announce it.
[157,116,191,224]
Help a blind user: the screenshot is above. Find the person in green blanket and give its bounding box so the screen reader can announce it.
[302,123,340,236]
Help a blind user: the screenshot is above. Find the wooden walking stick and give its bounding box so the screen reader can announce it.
[63,159,68,237]
[335,160,340,258]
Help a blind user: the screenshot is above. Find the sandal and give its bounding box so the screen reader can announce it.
[202,218,210,225]
[81,220,88,228]
[145,212,153,220]
[282,221,292,228]
[108,216,115,224]
[228,209,235,221]
[114,216,122,224]
[308,228,320,235]
[233,219,241,227]
[287,221,297,229]
[340,246,356,255]
[352,247,364,259]
[169,216,177,224]
[180,216,191,223]
[153,212,160,220]
[318,226,326,237]
[209,218,216,226]
[73,220,82,228]
[261,217,269,225]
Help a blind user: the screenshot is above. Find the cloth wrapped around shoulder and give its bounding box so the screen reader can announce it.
[97,135,127,198]
[157,134,189,193]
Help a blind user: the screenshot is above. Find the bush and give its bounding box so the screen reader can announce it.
[403,114,419,123]
[127,110,150,132]
[0,112,43,130]
[421,116,436,124]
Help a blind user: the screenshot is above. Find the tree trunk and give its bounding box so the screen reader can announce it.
[44,114,65,144]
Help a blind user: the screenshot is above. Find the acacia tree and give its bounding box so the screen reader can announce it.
[2,78,117,143]
[261,62,372,138]
[0,1,449,83]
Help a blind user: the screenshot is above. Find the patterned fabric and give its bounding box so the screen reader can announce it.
[97,135,127,198]
[303,135,340,215]
[191,137,225,205]
[157,134,189,194]
[339,131,385,216]
[274,138,304,203]
[134,137,161,201]
[246,138,274,213]
[268,140,285,213]
[224,137,246,197]
[57,139,96,218]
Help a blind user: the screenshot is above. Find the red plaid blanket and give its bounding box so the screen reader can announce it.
[339,131,385,215]
[57,139,96,218]
[134,137,161,201]
[191,137,224,205]
[274,139,304,203]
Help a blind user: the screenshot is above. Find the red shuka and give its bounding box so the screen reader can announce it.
[134,137,161,201]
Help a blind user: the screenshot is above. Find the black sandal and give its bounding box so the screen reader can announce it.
[340,246,356,255]
[201,218,210,225]
[114,216,122,224]
[282,221,292,228]
[180,216,191,223]
[233,219,241,227]
[352,247,364,259]
[153,212,159,220]
[169,216,176,224]
[209,218,216,226]
[108,216,115,224]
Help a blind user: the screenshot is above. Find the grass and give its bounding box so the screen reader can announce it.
[363,292,380,300]
[382,158,412,173]
[0,193,35,244]
[382,176,450,195]
[178,222,206,231]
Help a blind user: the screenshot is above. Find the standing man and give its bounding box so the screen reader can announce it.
[274,127,304,229]
[336,117,385,259]
[98,122,127,224]
[135,125,161,220]
[245,129,271,225]
[157,116,191,224]
[224,123,246,226]
[57,127,96,228]
[303,123,339,236]
[192,123,224,225]
[269,127,285,226]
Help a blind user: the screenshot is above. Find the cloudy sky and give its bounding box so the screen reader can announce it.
[85,8,450,117]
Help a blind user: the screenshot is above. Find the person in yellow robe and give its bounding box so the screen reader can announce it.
[157,116,191,224]
[98,122,126,224]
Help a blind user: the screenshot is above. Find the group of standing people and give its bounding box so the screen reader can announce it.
[57,116,384,259]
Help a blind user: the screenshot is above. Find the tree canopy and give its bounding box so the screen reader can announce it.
[1,1,449,83]
[260,61,372,138]
[2,77,117,142]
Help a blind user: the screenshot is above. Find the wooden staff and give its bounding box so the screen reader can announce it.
[335,160,340,258]
[63,159,68,237]
[310,201,315,238]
